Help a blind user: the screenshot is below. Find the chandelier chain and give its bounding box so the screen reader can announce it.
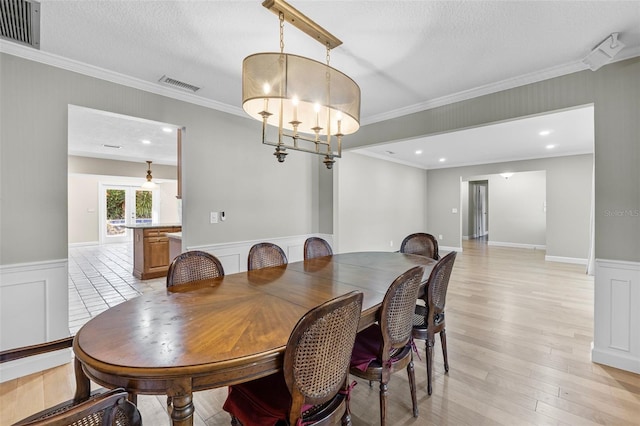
[326,44,330,66]
[279,12,285,54]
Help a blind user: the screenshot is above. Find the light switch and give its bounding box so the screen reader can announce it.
[452,208,458,213]
[210,212,219,224]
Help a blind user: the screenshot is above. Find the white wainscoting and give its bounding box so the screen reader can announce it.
[188,234,334,275]
[0,259,71,383]
[592,259,640,374]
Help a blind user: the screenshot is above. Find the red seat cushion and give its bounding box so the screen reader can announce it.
[350,324,383,371]
[222,372,316,425]
[223,372,290,426]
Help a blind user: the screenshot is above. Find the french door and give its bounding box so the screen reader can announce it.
[100,184,155,244]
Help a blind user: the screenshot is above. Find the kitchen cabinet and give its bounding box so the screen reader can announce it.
[131,225,182,279]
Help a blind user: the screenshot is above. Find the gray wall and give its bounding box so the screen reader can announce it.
[486,171,546,246]
[0,54,323,265]
[348,58,640,262]
[335,152,427,253]
[1,54,637,265]
[427,155,593,259]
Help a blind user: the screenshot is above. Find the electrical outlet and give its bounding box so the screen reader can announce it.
[438,234,443,240]
[390,240,393,247]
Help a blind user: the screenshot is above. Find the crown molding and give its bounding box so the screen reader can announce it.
[2,40,638,126]
[362,47,640,126]
[0,41,246,118]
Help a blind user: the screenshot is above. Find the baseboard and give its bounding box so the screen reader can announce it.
[439,245,463,253]
[0,349,72,383]
[69,241,100,248]
[188,234,334,275]
[592,259,640,374]
[592,346,640,374]
[487,241,546,250]
[545,255,588,265]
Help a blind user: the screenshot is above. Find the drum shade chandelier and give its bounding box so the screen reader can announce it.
[242,0,361,169]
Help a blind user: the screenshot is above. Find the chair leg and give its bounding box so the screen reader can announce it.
[341,410,352,426]
[407,356,419,417]
[440,329,449,373]
[379,381,388,426]
[426,337,434,395]
[342,380,353,426]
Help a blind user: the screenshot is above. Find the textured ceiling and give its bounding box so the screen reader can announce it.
[7,1,639,167]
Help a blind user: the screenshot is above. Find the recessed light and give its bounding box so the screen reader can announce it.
[539,130,552,136]
[142,140,151,145]
[546,144,555,149]
[439,158,446,162]
[415,150,423,155]
[162,127,173,133]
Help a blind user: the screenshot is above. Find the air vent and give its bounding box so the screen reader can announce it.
[158,75,201,93]
[0,0,40,49]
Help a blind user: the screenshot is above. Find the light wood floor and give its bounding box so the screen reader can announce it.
[2,240,639,425]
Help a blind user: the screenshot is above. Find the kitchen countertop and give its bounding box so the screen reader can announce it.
[124,223,182,229]
[167,232,182,240]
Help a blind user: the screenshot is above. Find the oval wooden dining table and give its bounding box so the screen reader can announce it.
[72,251,436,426]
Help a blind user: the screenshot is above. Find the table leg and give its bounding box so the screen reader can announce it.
[73,357,91,402]
[170,393,195,426]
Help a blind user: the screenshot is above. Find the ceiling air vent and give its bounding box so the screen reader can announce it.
[0,0,40,49]
[158,75,201,93]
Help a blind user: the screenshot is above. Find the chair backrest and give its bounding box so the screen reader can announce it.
[424,251,456,323]
[283,291,363,425]
[166,250,224,287]
[379,266,425,358]
[247,242,288,271]
[304,237,333,260]
[13,388,142,426]
[400,233,439,260]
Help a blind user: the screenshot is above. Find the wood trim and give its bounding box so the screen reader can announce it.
[176,128,182,200]
[0,337,74,364]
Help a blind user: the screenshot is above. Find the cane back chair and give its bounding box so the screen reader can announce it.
[349,266,425,426]
[399,233,439,260]
[304,237,333,260]
[223,291,364,425]
[412,250,457,395]
[247,242,288,271]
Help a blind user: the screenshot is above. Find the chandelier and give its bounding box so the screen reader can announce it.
[141,161,157,189]
[242,0,361,169]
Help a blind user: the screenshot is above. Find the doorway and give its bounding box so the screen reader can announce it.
[99,184,158,244]
[68,105,181,247]
[469,180,489,240]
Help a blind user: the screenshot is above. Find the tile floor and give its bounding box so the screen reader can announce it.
[68,243,165,334]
